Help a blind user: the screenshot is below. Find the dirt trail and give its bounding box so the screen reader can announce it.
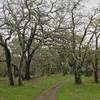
[34,80,65,100]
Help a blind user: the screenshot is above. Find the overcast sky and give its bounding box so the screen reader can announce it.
[0,0,100,13]
[0,0,100,8]
[85,0,100,9]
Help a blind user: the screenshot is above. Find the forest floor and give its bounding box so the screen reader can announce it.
[35,80,66,100]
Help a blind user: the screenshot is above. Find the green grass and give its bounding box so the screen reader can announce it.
[1,75,100,100]
[0,75,66,100]
[56,76,100,100]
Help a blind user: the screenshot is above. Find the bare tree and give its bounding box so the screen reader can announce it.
[0,30,14,86]
[1,0,63,85]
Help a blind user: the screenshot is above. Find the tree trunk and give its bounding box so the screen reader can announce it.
[94,37,99,83]
[18,53,24,86]
[74,71,82,84]
[5,47,14,86]
[25,61,31,80]
[18,69,22,86]
[94,69,99,83]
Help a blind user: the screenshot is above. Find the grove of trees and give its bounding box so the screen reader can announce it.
[0,0,100,86]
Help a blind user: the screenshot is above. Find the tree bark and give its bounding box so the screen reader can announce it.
[18,53,24,86]
[94,69,99,83]
[94,37,99,83]
[74,68,82,84]
[4,46,14,86]
[25,60,31,80]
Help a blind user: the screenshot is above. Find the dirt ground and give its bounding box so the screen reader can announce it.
[34,80,66,100]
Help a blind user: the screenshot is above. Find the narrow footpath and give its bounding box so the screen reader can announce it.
[34,80,66,100]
